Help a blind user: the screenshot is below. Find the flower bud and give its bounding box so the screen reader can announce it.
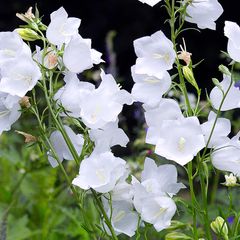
[165,232,192,240]
[210,216,228,239]
[15,28,40,41]
[212,78,220,86]
[182,66,199,93]
[218,65,231,76]
[19,96,31,108]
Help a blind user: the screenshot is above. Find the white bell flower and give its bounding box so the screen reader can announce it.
[48,125,84,168]
[138,0,162,7]
[201,111,231,148]
[132,158,183,232]
[133,30,176,76]
[141,158,185,197]
[0,31,31,66]
[54,72,95,117]
[144,98,184,145]
[212,133,240,177]
[131,65,171,107]
[224,21,240,62]
[185,0,223,30]
[0,92,21,135]
[46,7,81,46]
[210,74,240,111]
[72,151,127,193]
[89,121,129,153]
[103,200,138,237]
[79,70,132,129]
[155,117,205,166]
[63,34,104,73]
[133,180,176,232]
[0,56,41,97]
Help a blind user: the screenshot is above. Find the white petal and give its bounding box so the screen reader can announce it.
[0,56,41,97]
[63,35,93,73]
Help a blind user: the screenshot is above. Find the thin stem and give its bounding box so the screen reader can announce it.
[169,0,192,116]
[41,75,80,167]
[233,214,240,237]
[32,107,98,239]
[198,69,235,239]
[187,162,198,239]
[33,107,80,202]
[198,155,212,240]
[91,189,118,240]
[210,170,219,204]
[201,66,234,159]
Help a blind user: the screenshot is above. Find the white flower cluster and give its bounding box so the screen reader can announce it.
[131,28,240,173]
[73,155,184,236]
[2,2,240,238]
[68,4,239,236]
[133,1,240,183]
[131,30,207,166]
[0,31,41,134]
[40,7,185,237]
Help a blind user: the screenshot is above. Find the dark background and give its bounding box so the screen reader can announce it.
[0,0,239,91]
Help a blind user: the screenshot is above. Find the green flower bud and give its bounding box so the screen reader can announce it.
[15,28,40,41]
[165,232,192,240]
[210,216,228,239]
[167,220,187,230]
[218,65,231,76]
[182,66,199,93]
[212,78,220,86]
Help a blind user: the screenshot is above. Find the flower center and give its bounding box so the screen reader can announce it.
[153,53,170,63]
[95,168,106,183]
[0,109,9,118]
[144,77,159,84]
[1,49,16,58]
[154,207,167,219]
[113,210,126,223]
[178,137,186,152]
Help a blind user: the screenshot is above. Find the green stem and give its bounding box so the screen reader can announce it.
[42,75,80,167]
[198,69,234,239]
[169,0,192,116]
[187,162,198,239]
[201,77,233,159]
[32,107,98,239]
[33,107,80,202]
[210,170,219,204]
[91,189,118,240]
[233,214,240,237]
[198,157,212,240]
[39,72,117,239]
